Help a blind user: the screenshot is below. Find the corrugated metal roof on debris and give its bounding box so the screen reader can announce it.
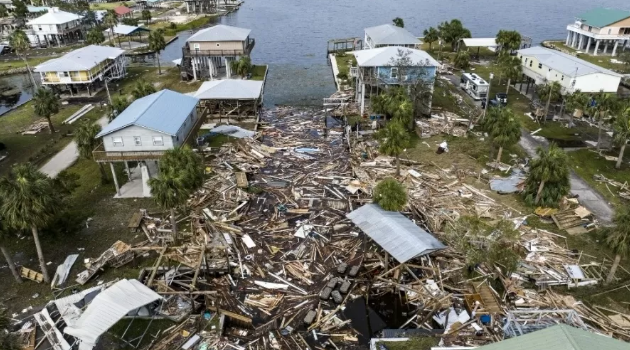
[346,204,446,263]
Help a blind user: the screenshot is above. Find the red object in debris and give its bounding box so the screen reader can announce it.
[114,6,132,16]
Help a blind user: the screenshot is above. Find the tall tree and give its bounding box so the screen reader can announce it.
[392,17,404,28]
[523,144,570,206]
[536,81,562,123]
[0,4,8,18]
[9,30,36,88]
[373,178,407,211]
[148,30,166,74]
[0,163,61,283]
[0,214,22,283]
[589,91,618,151]
[565,89,589,127]
[148,147,203,244]
[437,19,471,51]
[453,50,470,69]
[376,120,410,176]
[103,10,118,44]
[499,55,522,95]
[75,0,89,12]
[86,26,105,45]
[141,9,152,24]
[613,103,630,169]
[11,0,27,25]
[484,108,521,162]
[422,27,439,51]
[83,10,97,27]
[131,80,156,99]
[604,208,630,285]
[75,121,109,183]
[495,30,522,54]
[108,95,130,121]
[33,88,59,134]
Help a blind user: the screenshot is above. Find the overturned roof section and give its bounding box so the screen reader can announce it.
[27,8,82,25]
[64,279,162,349]
[364,24,421,47]
[34,45,124,72]
[518,46,622,78]
[478,324,629,350]
[97,89,199,138]
[187,24,251,42]
[352,47,440,67]
[114,5,132,16]
[461,38,498,48]
[195,79,264,100]
[347,204,445,263]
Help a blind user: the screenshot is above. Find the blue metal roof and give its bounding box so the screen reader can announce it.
[97,90,199,138]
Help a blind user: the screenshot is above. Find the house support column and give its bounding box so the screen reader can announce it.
[604,40,609,54]
[594,40,600,55]
[110,162,120,196]
[585,37,592,53]
[578,34,584,50]
[192,57,197,80]
[566,31,571,46]
[612,41,620,56]
[571,32,578,48]
[360,83,365,115]
[124,161,131,181]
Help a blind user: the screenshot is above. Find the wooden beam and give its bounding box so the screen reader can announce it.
[146,247,167,286]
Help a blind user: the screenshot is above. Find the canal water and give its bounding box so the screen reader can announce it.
[0,74,34,116]
[160,0,630,106]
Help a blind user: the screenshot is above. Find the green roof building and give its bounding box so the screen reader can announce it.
[565,7,630,56]
[478,324,630,350]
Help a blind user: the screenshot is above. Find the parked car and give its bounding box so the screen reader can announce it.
[481,99,500,109]
[496,93,508,105]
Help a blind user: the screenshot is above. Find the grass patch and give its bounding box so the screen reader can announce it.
[567,148,630,208]
[150,15,214,37]
[250,65,267,81]
[106,319,174,349]
[0,56,54,73]
[106,66,202,99]
[334,52,357,77]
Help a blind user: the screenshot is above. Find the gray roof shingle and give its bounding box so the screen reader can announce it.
[364,24,420,46]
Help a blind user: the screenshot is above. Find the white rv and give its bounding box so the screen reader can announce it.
[460,72,489,100]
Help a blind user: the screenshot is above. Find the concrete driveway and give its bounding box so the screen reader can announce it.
[40,116,109,178]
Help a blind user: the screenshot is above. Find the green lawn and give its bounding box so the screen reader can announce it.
[250,65,267,81]
[149,15,214,36]
[334,52,357,77]
[0,56,54,73]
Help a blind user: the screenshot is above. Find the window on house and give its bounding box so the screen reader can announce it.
[538,63,542,69]
[193,43,200,52]
[561,75,564,81]
[216,43,220,47]
[152,136,164,146]
[38,26,42,31]
[134,136,141,146]
[524,58,528,63]
[529,61,533,67]
[112,137,123,146]
[549,68,552,72]
[62,72,69,77]
[390,67,398,79]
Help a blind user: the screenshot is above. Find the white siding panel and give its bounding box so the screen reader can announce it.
[573,73,621,93]
[102,125,173,152]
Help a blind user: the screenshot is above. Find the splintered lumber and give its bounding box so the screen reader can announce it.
[235,172,249,188]
[146,247,168,287]
[20,267,44,283]
[128,211,143,231]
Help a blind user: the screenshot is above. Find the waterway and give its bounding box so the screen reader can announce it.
[162,0,630,106]
[0,74,34,116]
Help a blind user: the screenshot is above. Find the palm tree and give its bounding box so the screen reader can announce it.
[589,91,618,151]
[423,27,439,51]
[453,50,470,69]
[229,56,252,78]
[524,144,570,206]
[613,103,630,169]
[437,19,471,51]
[374,178,407,211]
[500,55,522,95]
[392,17,404,28]
[9,29,36,87]
[108,95,130,121]
[0,214,22,283]
[132,80,156,99]
[103,10,118,45]
[148,30,166,75]
[376,120,410,176]
[485,108,521,162]
[536,81,562,123]
[33,87,59,134]
[565,89,589,127]
[86,26,105,45]
[148,147,203,244]
[75,121,109,183]
[0,163,60,283]
[141,9,152,24]
[604,208,630,285]
[496,30,522,55]
[0,4,8,18]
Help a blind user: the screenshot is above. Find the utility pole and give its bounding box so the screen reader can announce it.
[481,73,494,120]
